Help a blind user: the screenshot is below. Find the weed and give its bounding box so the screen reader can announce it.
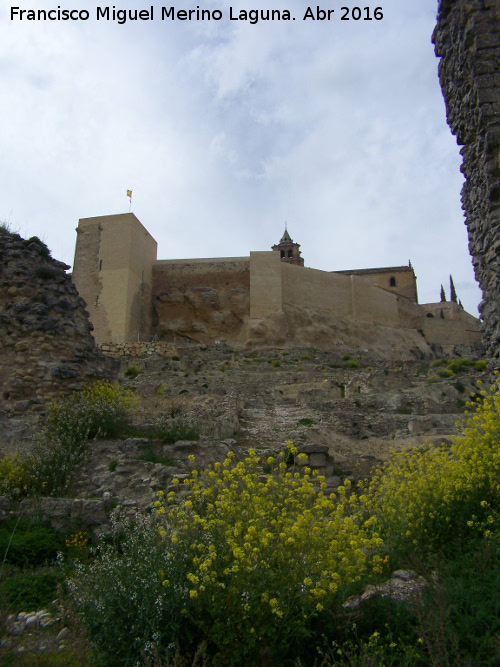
[297,418,315,427]
[437,368,454,378]
[447,357,473,374]
[124,363,142,378]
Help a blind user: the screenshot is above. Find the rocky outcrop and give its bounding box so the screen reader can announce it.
[0,227,115,420]
[433,1,500,358]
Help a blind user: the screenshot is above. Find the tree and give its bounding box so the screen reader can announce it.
[450,275,458,303]
[440,284,446,302]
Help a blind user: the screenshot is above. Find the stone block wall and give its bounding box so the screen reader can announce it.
[99,341,179,357]
[433,0,500,358]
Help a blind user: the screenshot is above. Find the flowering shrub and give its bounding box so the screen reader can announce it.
[26,381,139,496]
[72,446,383,665]
[367,374,500,555]
[45,380,139,441]
[0,454,30,499]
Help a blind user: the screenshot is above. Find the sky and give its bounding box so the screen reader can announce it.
[0,0,483,316]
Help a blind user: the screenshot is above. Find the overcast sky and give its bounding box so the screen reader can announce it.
[0,0,483,316]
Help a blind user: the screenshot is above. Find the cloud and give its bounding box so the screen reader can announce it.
[0,0,482,316]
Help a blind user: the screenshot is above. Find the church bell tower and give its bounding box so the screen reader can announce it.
[271,227,304,266]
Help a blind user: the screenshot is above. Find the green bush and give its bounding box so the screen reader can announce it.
[0,519,62,567]
[271,359,282,367]
[431,358,447,368]
[474,360,487,371]
[0,570,63,609]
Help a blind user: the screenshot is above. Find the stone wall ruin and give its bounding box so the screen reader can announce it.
[0,226,116,419]
[433,0,500,358]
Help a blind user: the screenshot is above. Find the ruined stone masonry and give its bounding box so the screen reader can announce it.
[0,226,115,417]
[433,0,500,358]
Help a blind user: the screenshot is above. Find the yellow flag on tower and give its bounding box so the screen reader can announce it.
[126,189,132,200]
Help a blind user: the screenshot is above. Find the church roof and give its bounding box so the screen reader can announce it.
[279,228,293,244]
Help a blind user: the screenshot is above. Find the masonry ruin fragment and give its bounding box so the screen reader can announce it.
[433,0,500,358]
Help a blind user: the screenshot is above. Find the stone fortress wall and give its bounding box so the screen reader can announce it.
[71,213,481,355]
[433,0,500,358]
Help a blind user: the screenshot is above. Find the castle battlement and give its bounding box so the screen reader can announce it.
[72,213,481,355]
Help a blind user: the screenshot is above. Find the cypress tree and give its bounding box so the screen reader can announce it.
[450,275,458,303]
[440,285,446,302]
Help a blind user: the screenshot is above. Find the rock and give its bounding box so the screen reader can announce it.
[343,570,427,611]
[56,627,71,641]
[6,619,25,636]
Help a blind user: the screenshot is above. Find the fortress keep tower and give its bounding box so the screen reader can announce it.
[72,213,157,344]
